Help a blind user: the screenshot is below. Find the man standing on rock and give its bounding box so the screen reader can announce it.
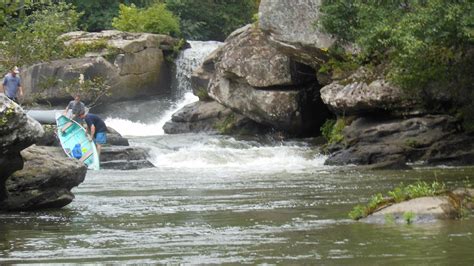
[1,66,23,103]
[64,93,86,122]
[79,111,107,156]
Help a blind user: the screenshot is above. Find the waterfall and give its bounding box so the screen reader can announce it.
[171,41,223,98]
[105,41,223,136]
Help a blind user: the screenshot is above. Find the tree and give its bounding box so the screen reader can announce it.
[165,0,259,41]
[319,0,474,129]
[112,2,180,36]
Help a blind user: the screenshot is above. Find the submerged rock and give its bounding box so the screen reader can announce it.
[100,146,154,170]
[1,146,86,211]
[362,189,473,224]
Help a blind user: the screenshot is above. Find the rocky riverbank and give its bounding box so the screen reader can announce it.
[164,0,474,169]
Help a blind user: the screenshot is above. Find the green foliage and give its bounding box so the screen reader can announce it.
[349,181,446,220]
[320,118,346,144]
[62,40,109,58]
[215,114,236,135]
[112,2,180,36]
[37,74,111,108]
[319,0,474,128]
[0,2,81,67]
[165,0,258,41]
[195,87,212,102]
[0,105,15,126]
[66,0,157,32]
[403,211,415,224]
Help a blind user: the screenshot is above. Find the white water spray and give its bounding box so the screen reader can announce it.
[106,41,223,137]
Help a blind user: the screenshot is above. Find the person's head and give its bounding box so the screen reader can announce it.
[74,94,81,102]
[11,66,19,76]
[78,110,86,119]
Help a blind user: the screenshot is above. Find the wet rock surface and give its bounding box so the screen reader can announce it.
[0,96,44,201]
[325,115,474,167]
[100,146,154,170]
[1,145,86,211]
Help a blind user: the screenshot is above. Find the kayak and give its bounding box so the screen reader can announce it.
[55,113,100,170]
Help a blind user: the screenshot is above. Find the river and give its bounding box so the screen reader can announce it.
[0,42,473,264]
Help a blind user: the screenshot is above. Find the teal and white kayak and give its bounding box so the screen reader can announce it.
[55,114,100,170]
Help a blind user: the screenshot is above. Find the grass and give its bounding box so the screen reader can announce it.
[349,181,446,220]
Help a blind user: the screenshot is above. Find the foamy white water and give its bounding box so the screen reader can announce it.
[106,92,198,136]
[105,41,222,137]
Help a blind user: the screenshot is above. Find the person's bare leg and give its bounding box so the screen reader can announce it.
[96,144,102,157]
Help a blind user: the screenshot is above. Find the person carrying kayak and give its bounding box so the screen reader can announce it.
[79,111,107,155]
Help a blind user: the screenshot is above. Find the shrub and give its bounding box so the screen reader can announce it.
[112,2,180,36]
[319,0,474,128]
[320,118,346,144]
[0,2,81,67]
[62,39,109,58]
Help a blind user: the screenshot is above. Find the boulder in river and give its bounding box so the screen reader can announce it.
[100,146,154,170]
[325,115,474,167]
[207,25,329,135]
[1,145,86,211]
[163,100,270,135]
[361,188,474,224]
[0,95,44,201]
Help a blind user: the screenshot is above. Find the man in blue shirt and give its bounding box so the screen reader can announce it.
[1,66,23,103]
[79,112,107,155]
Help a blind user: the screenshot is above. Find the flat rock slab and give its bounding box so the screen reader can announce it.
[362,196,460,224]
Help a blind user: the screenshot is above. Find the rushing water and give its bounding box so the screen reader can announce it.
[1,42,473,264]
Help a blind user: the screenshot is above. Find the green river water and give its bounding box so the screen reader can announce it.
[1,134,473,264]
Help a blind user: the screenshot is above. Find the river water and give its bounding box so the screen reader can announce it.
[1,42,473,264]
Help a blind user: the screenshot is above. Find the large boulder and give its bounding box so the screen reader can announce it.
[320,68,418,115]
[0,95,44,201]
[1,145,86,211]
[207,25,329,135]
[259,0,338,68]
[163,100,270,135]
[325,115,474,167]
[21,30,179,104]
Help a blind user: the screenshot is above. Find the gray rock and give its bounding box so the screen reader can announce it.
[361,196,460,224]
[107,127,129,146]
[206,25,328,135]
[163,100,270,135]
[320,68,418,115]
[0,96,44,201]
[100,146,154,170]
[258,0,357,68]
[21,31,178,104]
[1,146,86,211]
[325,115,474,166]
[101,160,154,170]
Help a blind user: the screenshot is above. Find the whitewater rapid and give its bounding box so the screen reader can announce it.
[105,92,198,137]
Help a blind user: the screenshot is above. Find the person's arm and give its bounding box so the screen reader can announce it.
[89,125,96,141]
[64,102,71,115]
[18,85,23,97]
[1,78,6,94]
